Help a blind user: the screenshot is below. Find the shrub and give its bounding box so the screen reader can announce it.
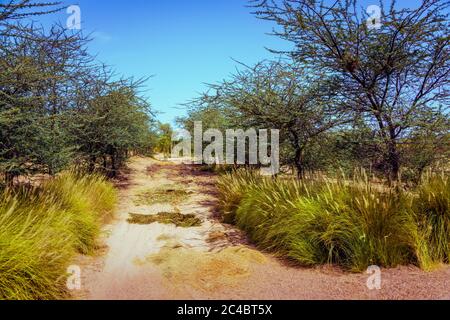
[217,169,449,271]
[413,173,450,269]
[315,181,417,271]
[0,172,117,300]
[216,169,262,224]
[43,172,117,254]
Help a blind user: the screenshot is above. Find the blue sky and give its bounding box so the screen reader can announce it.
[38,0,291,125]
[36,0,425,125]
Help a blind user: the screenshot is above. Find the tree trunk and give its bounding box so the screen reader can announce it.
[373,111,401,184]
[290,130,306,179]
[4,172,15,187]
[89,155,96,173]
[387,139,400,185]
[295,147,305,179]
[111,153,117,178]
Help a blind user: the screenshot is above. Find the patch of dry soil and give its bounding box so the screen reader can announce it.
[75,156,450,300]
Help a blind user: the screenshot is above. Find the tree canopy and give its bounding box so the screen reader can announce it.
[0,1,156,183]
[179,0,449,182]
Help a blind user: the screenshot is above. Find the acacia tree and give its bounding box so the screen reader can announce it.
[232,61,348,177]
[183,61,347,177]
[70,76,154,176]
[0,1,156,182]
[0,1,91,182]
[253,0,450,181]
[400,114,450,180]
[155,123,174,158]
[0,0,62,37]
[0,26,88,179]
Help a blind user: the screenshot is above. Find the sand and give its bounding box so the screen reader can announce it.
[74,156,450,300]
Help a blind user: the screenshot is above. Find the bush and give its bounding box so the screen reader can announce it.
[413,173,450,269]
[43,172,117,254]
[217,170,449,271]
[0,172,117,300]
[216,169,262,224]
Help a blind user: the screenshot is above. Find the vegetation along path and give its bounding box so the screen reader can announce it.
[76,157,450,300]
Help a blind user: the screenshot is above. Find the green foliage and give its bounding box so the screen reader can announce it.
[71,84,155,175]
[43,172,117,254]
[0,35,75,178]
[155,123,174,157]
[216,169,261,224]
[180,1,450,182]
[413,174,450,268]
[0,172,117,300]
[217,170,450,271]
[177,104,231,134]
[251,0,450,181]
[0,3,156,182]
[0,1,154,299]
[181,61,348,178]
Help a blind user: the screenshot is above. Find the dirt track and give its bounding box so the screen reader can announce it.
[75,157,450,300]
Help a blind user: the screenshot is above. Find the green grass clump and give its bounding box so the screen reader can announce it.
[135,186,190,206]
[127,211,202,227]
[0,172,117,300]
[43,172,117,254]
[217,170,450,271]
[413,174,450,269]
[216,169,262,224]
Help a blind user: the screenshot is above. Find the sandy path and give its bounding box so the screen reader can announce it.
[76,156,450,300]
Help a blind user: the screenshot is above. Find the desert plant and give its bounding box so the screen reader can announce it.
[413,173,450,269]
[217,169,450,271]
[216,169,263,223]
[0,172,117,300]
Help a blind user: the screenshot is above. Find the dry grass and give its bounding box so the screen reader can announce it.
[0,171,117,300]
[147,244,267,291]
[127,211,202,227]
[206,231,228,243]
[134,185,191,206]
[217,169,450,271]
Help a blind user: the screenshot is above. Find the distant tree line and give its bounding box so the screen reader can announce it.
[0,1,157,184]
[179,0,449,183]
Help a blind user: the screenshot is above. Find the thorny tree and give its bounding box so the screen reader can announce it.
[0,1,155,183]
[199,61,349,178]
[253,0,450,182]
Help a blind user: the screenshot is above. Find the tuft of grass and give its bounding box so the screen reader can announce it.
[216,169,262,224]
[134,186,190,206]
[413,173,450,269]
[127,211,202,228]
[217,169,449,271]
[43,171,117,254]
[0,171,117,300]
